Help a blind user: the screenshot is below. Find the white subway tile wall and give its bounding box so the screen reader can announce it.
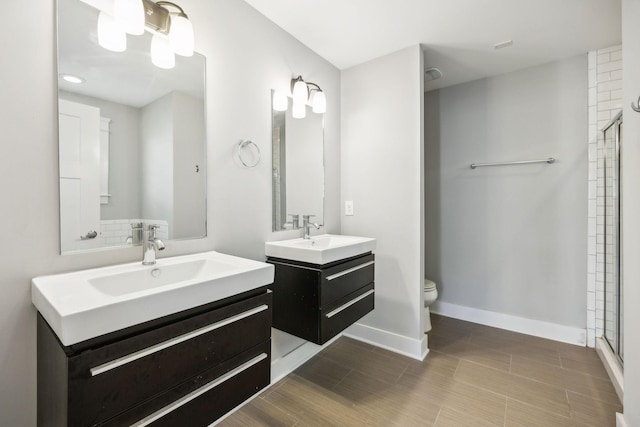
[587,45,622,347]
[99,219,169,247]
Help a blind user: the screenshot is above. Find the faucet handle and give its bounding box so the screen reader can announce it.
[302,214,316,220]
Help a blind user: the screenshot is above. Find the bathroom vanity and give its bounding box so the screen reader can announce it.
[265,235,376,345]
[32,251,274,426]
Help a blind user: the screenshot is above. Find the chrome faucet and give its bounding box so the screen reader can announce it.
[142,224,165,265]
[302,215,320,239]
[126,222,144,245]
[288,214,300,230]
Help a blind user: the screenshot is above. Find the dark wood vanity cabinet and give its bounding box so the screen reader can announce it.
[267,253,375,345]
[37,288,272,427]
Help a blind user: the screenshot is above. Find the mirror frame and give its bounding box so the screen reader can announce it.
[56,0,208,253]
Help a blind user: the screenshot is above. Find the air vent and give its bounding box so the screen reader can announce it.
[424,67,443,81]
[494,40,514,50]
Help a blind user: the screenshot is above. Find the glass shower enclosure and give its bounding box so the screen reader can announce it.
[601,111,623,363]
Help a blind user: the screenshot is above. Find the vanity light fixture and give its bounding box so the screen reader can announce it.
[158,1,194,57]
[97,11,127,52]
[292,76,309,105]
[285,76,327,118]
[114,0,145,35]
[150,34,175,69]
[272,92,289,112]
[96,0,195,69]
[292,102,306,119]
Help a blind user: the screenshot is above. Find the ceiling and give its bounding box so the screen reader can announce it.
[242,0,622,90]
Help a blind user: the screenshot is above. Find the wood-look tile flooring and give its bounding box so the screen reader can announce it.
[220,315,622,426]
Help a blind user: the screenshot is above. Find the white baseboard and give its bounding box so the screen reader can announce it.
[431,301,587,346]
[344,322,428,361]
[596,337,624,403]
[270,334,341,384]
[616,413,628,427]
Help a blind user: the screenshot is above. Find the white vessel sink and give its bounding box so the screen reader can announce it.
[32,251,274,346]
[265,234,376,265]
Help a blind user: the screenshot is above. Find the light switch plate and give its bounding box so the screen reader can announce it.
[345,200,354,216]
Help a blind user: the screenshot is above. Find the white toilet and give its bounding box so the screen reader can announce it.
[423,279,438,333]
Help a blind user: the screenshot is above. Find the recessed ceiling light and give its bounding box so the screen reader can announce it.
[493,40,514,50]
[60,74,85,84]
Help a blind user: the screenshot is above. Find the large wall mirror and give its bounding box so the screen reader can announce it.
[57,0,207,253]
[272,91,324,231]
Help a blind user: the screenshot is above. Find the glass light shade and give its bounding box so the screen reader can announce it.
[97,12,127,52]
[272,92,288,112]
[312,91,326,114]
[169,14,194,57]
[292,102,306,119]
[114,0,145,35]
[151,35,176,69]
[292,80,308,105]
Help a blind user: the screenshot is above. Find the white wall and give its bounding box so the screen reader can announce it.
[141,93,174,235]
[0,0,340,424]
[341,45,425,357]
[172,92,206,239]
[621,0,640,424]
[426,56,588,329]
[586,45,624,348]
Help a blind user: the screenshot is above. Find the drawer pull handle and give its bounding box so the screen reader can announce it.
[325,289,375,319]
[326,261,374,281]
[130,353,268,427]
[90,305,269,377]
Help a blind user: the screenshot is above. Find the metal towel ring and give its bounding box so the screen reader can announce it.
[632,95,640,113]
[236,140,261,168]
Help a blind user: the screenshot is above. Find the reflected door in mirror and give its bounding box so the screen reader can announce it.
[59,99,101,252]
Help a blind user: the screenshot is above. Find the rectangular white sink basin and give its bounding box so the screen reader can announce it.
[32,251,274,346]
[265,234,376,265]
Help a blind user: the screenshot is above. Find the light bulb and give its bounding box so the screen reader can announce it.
[292,102,306,119]
[97,12,126,52]
[273,92,288,112]
[312,91,326,114]
[151,35,175,69]
[169,14,194,57]
[114,0,145,35]
[292,79,308,105]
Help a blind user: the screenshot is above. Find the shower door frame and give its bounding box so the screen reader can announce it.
[602,110,623,365]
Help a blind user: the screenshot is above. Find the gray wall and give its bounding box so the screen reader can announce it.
[622,0,640,423]
[0,0,340,424]
[425,55,588,328]
[341,46,425,353]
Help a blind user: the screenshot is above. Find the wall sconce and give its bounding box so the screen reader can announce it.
[97,0,194,70]
[273,75,327,118]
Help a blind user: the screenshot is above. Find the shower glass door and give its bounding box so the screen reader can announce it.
[602,112,623,363]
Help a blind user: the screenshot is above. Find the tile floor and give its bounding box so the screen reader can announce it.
[219,315,622,426]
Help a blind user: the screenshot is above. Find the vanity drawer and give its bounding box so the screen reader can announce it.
[320,254,374,306]
[67,291,272,426]
[320,283,375,344]
[101,341,271,427]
